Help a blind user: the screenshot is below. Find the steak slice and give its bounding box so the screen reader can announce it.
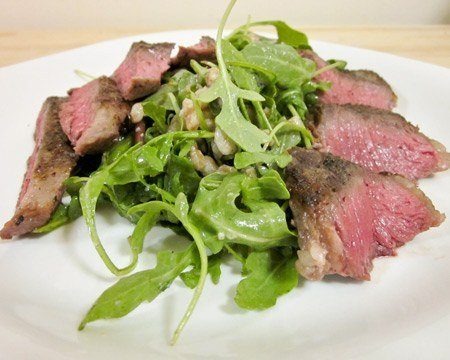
[300,50,397,110]
[112,42,174,101]
[171,36,216,68]
[0,97,78,239]
[286,148,444,281]
[59,76,130,155]
[312,104,450,180]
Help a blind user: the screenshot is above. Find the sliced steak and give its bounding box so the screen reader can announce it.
[312,104,450,180]
[286,148,444,281]
[59,76,130,155]
[300,50,397,110]
[171,36,216,68]
[112,42,174,101]
[0,97,78,239]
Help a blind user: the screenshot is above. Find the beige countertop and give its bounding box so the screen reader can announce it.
[0,26,449,68]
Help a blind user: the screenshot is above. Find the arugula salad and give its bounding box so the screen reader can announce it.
[39,0,337,344]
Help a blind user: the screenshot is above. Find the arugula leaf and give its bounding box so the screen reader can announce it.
[222,41,260,92]
[33,195,81,234]
[143,69,197,111]
[190,172,295,252]
[181,252,223,288]
[268,121,302,154]
[247,20,309,48]
[79,244,196,330]
[78,131,213,276]
[197,71,268,152]
[128,193,208,345]
[242,42,315,88]
[176,70,199,101]
[222,41,275,132]
[101,182,158,222]
[276,87,306,115]
[128,206,160,255]
[234,151,292,169]
[106,137,170,186]
[197,8,269,152]
[234,249,298,310]
[79,169,135,275]
[101,136,134,167]
[164,154,201,202]
[326,59,347,70]
[142,101,167,133]
[241,169,290,201]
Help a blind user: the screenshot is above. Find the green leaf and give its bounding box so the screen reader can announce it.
[199,12,269,153]
[143,70,196,111]
[241,169,290,202]
[276,87,306,114]
[164,154,201,202]
[128,193,209,345]
[33,195,81,234]
[106,139,170,186]
[234,249,298,310]
[271,122,303,154]
[190,172,295,252]
[197,72,269,152]
[234,151,292,169]
[79,244,196,330]
[222,40,275,132]
[176,70,199,100]
[249,20,309,48]
[142,101,167,133]
[242,42,315,88]
[79,169,135,276]
[222,41,260,92]
[78,131,213,276]
[327,59,347,70]
[64,176,88,195]
[101,184,145,222]
[128,207,160,255]
[101,136,134,168]
[103,131,211,187]
[180,252,223,288]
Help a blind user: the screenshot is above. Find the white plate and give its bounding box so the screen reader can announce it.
[0,30,449,360]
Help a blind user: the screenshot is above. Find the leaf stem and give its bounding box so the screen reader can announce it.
[312,60,347,77]
[224,243,245,264]
[74,69,96,82]
[238,98,251,122]
[170,222,208,345]
[287,104,312,148]
[128,197,209,345]
[189,59,207,76]
[262,120,290,151]
[168,92,181,114]
[253,101,279,145]
[215,0,238,83]
[80,176,139,276]
[191,95,208,130]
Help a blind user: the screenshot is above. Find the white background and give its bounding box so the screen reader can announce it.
[0,0,449,29]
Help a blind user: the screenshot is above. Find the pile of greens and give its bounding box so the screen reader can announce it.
[39,0,338,344]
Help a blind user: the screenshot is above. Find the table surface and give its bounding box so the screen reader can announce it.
[0,26,449,68]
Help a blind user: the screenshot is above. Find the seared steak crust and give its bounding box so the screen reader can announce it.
[286,150,353,206]
[286,148,444,281]
[1,97,78,239]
